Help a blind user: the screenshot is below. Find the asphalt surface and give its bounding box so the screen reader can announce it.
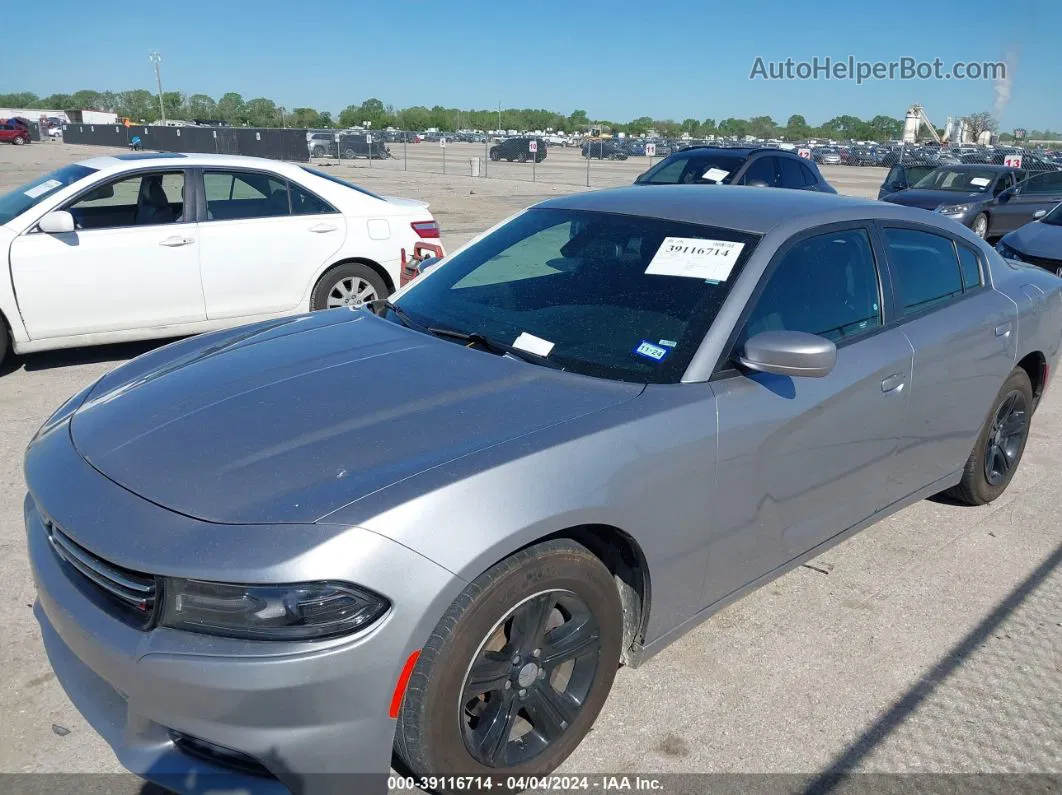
[0,143,1059,794]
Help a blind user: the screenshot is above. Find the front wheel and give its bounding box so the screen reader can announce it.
[971,213,989,239]
[947,367,1033,505]
[394,539,622,784]
[310,262,388,311]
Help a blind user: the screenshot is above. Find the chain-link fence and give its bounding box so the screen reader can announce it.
[301,130,1062,196]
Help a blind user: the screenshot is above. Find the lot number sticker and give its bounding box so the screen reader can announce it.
[797,148,812,159]
[702,167,730,183]
[646,237,745,282]
[1003,154,1023,168]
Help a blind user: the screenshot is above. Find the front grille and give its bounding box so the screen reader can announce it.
[45,519,158,626]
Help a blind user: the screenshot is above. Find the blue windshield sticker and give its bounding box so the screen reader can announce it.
[634,340,669,362]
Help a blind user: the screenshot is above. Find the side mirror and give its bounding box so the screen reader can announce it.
[1034,209,1047,219]
[737,330,836,378]
[998,188,1016,202]
[38,210,75,234]
[418,257,442,277]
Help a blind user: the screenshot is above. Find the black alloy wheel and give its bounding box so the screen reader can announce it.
[460,590,601,768]
[984,390,1029,486]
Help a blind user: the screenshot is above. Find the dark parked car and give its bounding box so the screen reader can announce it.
[337,133,390,160]
[877,161,939,199]
[26,186,1062,794]
[880,164,1028,239]
[581,140,628,160]
[996,201,1062,277]
[635,147,836,192]
[489,136,546,163]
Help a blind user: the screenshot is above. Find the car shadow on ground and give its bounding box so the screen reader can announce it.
[2,339,173,376]
[801,539,1062,794]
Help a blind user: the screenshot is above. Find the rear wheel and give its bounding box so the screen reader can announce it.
[13,135,27,146]
[310,262,388,311]
[947,368,1033,505]
[394,539,622,785]
[342,147,356,159]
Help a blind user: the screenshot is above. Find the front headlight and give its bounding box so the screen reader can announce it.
[995,241,1023,262]
[937,203,972,216]
[159,579,390,640]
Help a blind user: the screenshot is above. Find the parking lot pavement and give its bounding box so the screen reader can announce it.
[1,144,1058,787]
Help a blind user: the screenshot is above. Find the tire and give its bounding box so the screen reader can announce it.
[13,135,27,146]
[310,262,388,311]
[971,213,989,239]
[394,539,623,785]
[311,146,327,158]
[0,319,8,371]
[489,150,500,162]
[342,147,356,159]
[946,368,1034,505]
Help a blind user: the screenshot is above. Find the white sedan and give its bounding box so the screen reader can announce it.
[0,152,443,366]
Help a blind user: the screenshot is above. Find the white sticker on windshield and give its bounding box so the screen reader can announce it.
[24,179,62,199]
[645,237,744,282]
[702,167,730,183]
[970,177,991,187]
[513,332,554,357]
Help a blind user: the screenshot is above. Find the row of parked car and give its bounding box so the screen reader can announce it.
[17,145,1062,795]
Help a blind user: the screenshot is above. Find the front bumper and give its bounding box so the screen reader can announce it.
[26,425,464,795]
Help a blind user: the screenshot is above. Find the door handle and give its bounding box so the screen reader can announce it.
[308,223,337,233]
[881,373,905,393]
[995,322,1012,337]
[159,235,194,247]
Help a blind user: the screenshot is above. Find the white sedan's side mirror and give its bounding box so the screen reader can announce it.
[39,211,75,234]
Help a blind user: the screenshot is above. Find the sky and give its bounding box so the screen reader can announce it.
[7,0,1060,130]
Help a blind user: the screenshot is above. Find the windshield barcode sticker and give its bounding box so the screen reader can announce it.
[702,167,730,183]
[645,237,744,282]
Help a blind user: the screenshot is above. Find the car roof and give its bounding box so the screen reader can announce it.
[538,185,928,235]
[75,152,305,173]
[677,146,807,159]
[945,163,1021,173]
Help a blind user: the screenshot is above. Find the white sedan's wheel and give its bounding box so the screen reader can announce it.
[327,276,378,309]
[310,263,389,312]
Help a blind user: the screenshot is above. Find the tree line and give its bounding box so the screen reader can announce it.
[2,90,1055,143]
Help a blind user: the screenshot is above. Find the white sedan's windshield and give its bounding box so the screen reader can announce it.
[393,208,760,383]
[0,163,97,225]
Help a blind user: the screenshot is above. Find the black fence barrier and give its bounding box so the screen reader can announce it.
[62,124,310,162]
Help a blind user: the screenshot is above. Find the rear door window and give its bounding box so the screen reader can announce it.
[203,170,290,220]
[884,228,965,315]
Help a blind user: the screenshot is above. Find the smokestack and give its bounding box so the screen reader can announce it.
[994,49,1018,120]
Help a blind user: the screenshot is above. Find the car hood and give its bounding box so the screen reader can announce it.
[1005,220,1062,259]
[880,189,986,210]
[69,311,641,525]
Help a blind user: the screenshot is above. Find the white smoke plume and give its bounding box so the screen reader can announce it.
[994,49,1018,120]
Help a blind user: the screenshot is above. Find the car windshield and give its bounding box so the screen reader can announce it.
[392,207,759,384]
[1042,203,1062,227]
[912,167,998,192]
[0,163,97,225]
[638,152,747,185]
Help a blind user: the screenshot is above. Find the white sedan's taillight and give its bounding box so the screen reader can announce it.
[411,220,440,239]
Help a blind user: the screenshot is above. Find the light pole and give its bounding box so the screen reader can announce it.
[149,51,165,124]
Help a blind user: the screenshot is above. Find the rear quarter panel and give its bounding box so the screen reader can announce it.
[988,250,1062,380]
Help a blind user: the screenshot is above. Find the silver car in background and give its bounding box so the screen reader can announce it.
[26,187,1062,794]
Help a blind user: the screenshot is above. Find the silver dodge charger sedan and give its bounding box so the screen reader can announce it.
[26,187,1062,794]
